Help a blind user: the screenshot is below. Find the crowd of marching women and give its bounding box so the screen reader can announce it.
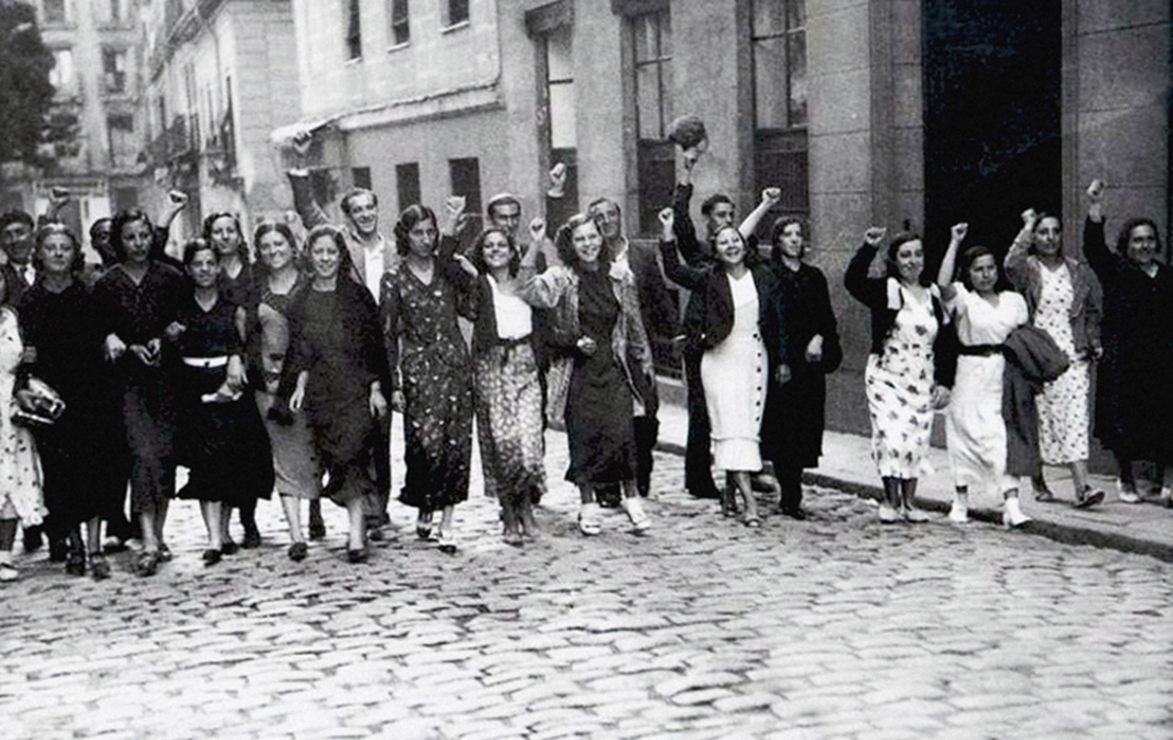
[0,124,1169,583]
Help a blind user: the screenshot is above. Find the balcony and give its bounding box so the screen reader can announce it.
[148,113,200,168]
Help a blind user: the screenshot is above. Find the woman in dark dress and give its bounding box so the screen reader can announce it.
[92,209,185,575]
[381,204,474,553]
[1084,180,1173,506]
[520,213,655,536]
[202,211,263,548]
[168,240,274,565]
[18,224,116,579]
[287,225,389,563]
[759,217,842,520]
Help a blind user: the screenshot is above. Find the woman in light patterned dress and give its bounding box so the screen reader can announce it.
[1005,209,1105,508]
[0,267,46,581]
[456,226,546,545]
[846,227,952,523]
[381,205,474,553]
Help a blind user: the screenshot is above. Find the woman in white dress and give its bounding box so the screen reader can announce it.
[1005,210,1104,508]
[936,223,1031,527]
[659,208,781,526]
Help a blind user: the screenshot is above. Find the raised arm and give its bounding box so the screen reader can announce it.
[1082,179,1117,278]
[739,187,781,241]
[287,131,331,230]
[844,227,888,306]
[1004,209,1038,292]
[936,222,968,303]
[656,207,707,292]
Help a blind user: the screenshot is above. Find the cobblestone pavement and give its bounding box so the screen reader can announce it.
[1,430,1171,740]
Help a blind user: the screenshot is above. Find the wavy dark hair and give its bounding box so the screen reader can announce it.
[306,224,359,283]
[252,221,302,279]
[393,204,438,257]
[32,223,85,277]
[769,216,808,261]
[1115,217,1163,258]
[957,245,1012,293]
[202,212,250,265]
[555,213,612,270]
[110,209,155,263]
[885,232,929,284]
[181,238,218,268]
[471,227,520,277]
[1027,212,1063,256]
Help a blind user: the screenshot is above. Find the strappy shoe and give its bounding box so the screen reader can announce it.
[136,551,160,577]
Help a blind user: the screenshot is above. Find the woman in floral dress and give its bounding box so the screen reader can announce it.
[381,204,473,553]
[1005,209,1104,508]
[0,266,45,581]
[846,227,951,523]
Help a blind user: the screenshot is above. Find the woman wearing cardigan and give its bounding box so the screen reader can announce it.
[846,227,951,523]
[658,207,782,526]
[1004,209,1105,509]
[519,212,654,536]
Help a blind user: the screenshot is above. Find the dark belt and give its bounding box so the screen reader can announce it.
[958,343,1003,356]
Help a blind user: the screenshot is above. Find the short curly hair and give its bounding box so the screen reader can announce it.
[554,213,612,270]
[33,223,85,277]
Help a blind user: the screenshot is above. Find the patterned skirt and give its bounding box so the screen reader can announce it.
[474,342,546,504]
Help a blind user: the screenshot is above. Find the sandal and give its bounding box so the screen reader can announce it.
[136,551,160,577]
[157,543,173,562]
[744,516,762,528]
[347,545,367,563]
[89,554,111,581]
[65,550,86,577]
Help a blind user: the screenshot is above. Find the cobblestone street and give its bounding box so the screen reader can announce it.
[1,430,1171,740]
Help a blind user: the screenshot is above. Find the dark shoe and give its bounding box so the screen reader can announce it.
[267,405,295,426]
[1034,487,1057,503]
[49,538,70,563]
[102,538,130,555]
[366,525,384,542]
[202,548,222,566]
[781,507,807,521]
[89,554,111,581]
[347,547,367,564]
[65,550,86,577]
[157,543,173,562]
[22,526,44,553]
[136,551,160,577]
[242,530,262,549]
[220,540,240,556]
[288,541,308,562]
[1074,489,1106,509]
[308,521,326,541]
[688,485,722,500]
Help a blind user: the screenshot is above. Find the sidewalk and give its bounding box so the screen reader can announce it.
[651,398,1173,562]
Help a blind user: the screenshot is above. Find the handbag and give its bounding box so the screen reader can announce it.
[11,377,65,428]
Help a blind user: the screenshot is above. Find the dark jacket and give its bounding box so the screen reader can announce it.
[659,237,783,370]
[844,241,956,387]
[1002,324,1070,476]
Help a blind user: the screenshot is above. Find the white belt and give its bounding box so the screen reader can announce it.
[182,355,230,368]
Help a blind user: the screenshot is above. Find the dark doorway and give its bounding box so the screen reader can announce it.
[924,0,1062,265]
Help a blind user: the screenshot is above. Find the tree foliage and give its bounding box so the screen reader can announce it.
[0,1,77,168]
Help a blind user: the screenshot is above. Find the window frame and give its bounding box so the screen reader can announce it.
[346,0,363,61]
[444,0,470,29]
[388,0,410,47]
[629,8,674,236]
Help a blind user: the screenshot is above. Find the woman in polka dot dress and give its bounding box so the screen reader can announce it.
[658,208,782,527]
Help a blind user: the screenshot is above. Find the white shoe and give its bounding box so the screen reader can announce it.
[1159,487,1173,508]
[878,503,902,524]
[622,497,651,534]
[948,502,969,524]
[578,503,602,536]
[902,506,930,523]
[1116,479,1141,504]
[1003,497,1032,529]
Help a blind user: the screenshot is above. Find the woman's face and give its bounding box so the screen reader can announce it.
[968,254,998,294]
[715,227,747,268]
[309,236,340,280]
[893,239,924,283]
[209,216,242,256]
[481,231,513,271]
[121,219,153,264]
[39,233,76,276]
[1126,224,1158,267]
[258,230,294,272]
[407,217,437,258]
[187,247,220,289]
[571,221,603,265]
[1032,217,1062,257]
[774,223,804,260]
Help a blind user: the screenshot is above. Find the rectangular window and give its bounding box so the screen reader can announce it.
[110,0,122,23]
[389,0,410,45]
[446,0,469,27]
[113,187,138,212]
[631,9,674,235]
[43,0,67,24]
[346,0,362,60]
[541,23,578,213]
[396,162,420,213]
[108,115,135,167]
[49,48,74,92]
[449,158,482,232]
[352,167,372,191]
[751,0,808,223]
[102,48,128,93]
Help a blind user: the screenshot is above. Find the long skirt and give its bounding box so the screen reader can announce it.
[475,343,546,505]
[256,387,321,500]
[398,361,473,511]
[701,333,766,472]
[865,349,934,479]
[947,354,1014,495]
[1038,360,1090,465]
[122,373,177,511]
